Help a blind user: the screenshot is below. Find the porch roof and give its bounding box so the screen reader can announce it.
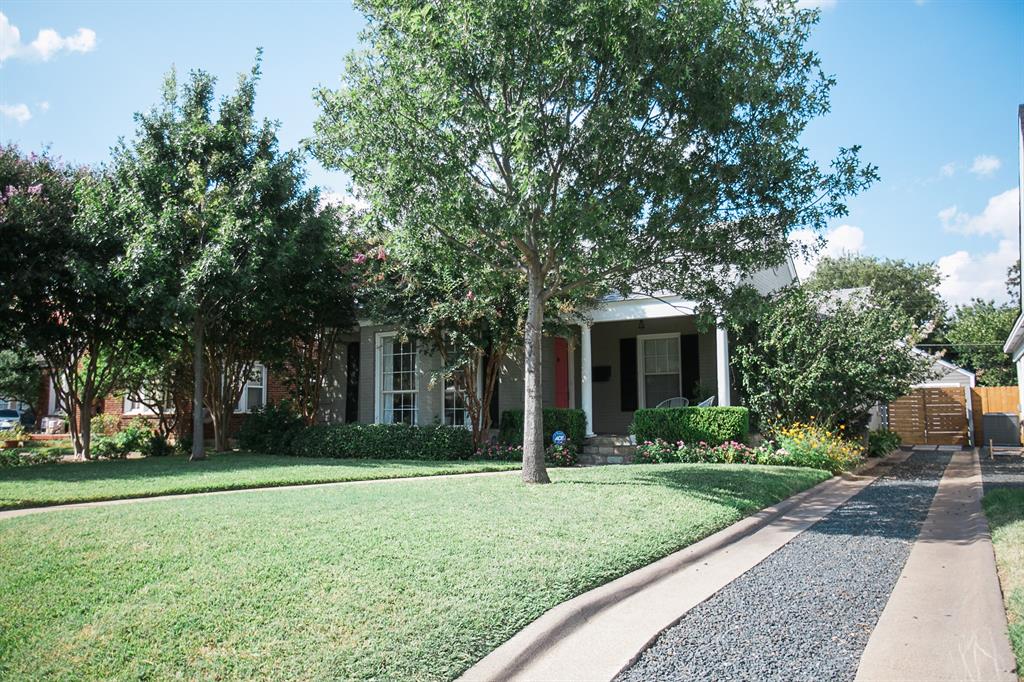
[585,294,698,323]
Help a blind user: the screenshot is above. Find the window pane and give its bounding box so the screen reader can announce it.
[247,386,264,411]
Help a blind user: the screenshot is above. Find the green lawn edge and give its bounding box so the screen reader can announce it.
[983,488,1024,680]
[0,453,521,511]
[0,464,830,680]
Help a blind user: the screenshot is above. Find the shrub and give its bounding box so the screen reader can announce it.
[630,407,749,446]
[473,441,577,467]
[498,408,587,447]
[237,401,305,454]
[0,447,64,468]
[147,433,174,457]
[90,413,120,437]
[867,429,901,458]
[93,419,154,459]
[774,422,863,473]
[636,422,862,474]
[288,423,474,460]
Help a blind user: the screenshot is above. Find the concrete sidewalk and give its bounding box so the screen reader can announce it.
[855,449,1017,682]
[460,458,901,682]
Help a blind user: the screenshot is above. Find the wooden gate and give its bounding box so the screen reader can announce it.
[888,386,969,446]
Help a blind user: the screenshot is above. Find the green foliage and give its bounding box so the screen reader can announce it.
[631,407,750,446]
[0,447,64,469]
[314,0,875,479]
[146,434,174,458]
[237,401,306,454]
[472,442,578,467]
[732,287,929,430]
[0,347,41,408]
[90,413,120,438]
[288,423,474,460]
[867,429,901,457]
[942,299,1017,386]
[92,419,155,460]
[804,255,946,330]
[499,409,587,448]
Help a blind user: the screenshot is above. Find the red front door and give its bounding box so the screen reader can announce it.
[554,338,569,408]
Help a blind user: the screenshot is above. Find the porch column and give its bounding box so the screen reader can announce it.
[716,318,731,407]
[581,322,595,437]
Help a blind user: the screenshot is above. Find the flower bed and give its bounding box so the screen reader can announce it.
[474,441,577,467]
[637,422,863,474]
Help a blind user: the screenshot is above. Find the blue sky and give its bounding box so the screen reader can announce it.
[1,0,1021,305]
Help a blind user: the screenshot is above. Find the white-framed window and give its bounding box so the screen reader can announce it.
[236,364,267,413]
[124,388,175,415]
[444,379,469,427]
[375,334,417,424]
[638,333,682,408]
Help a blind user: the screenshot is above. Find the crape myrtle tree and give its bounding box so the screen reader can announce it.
[114,54,340,459]
[1,150,153,459]
[121,348,193,440]
[312,0,876,483]
[731,287,930,431]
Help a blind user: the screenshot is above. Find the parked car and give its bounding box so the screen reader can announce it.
[0,408,32,430]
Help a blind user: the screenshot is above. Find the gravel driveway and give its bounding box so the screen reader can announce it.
[980,449,1024,492]
[616,451,951,682]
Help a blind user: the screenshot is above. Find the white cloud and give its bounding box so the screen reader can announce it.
[939,162,956,178]
[935,187,1020,305]
[791,224,865,280]
[37,100,49,112]
[0,12,96,64]
[969,154,1002,177]
[937,239,1017,306]
[938,188,1017,237]
[0,102,31,124]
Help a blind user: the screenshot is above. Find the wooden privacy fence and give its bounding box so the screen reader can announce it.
[888,387,970,446]
[888,385,1020,447]
[972,386,1020,444]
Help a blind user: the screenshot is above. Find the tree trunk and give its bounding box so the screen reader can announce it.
[212,403,230,451]
[190,316,206,461]
[78,398,93,461]
[522,266,550,484]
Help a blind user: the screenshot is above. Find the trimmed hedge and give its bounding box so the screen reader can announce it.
[287,423,474,460]
[630,407,749,445]
[498,408,587,447]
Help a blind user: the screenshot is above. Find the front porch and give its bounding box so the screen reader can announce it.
[565,294,733,437]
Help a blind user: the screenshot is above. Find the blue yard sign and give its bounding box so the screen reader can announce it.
[552,430,567,446]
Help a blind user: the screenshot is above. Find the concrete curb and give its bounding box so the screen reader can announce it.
[855,449,1017,682]
[460,454,905,682]
[0,468,520,521]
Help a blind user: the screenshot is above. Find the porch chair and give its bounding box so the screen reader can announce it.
[654,396,689,408]
[696,395,716,407]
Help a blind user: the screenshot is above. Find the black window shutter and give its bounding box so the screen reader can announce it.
[680,335,700,400]
[620,338,638,412]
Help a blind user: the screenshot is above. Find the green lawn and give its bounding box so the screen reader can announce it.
[0,463,828,681]
[0,452,521,509]
[983,488,1024,679]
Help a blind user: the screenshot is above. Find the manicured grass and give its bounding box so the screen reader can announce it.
[0,452,521,509]
[0,463,829,680]
[983,488,1024,678]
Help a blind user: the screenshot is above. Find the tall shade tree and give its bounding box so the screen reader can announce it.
[944,299,1017,386]
[732,288,929,430]
[1,150,151,459]
[803,254,946,331]
[114,55,335,459]
[312,0,876,482]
